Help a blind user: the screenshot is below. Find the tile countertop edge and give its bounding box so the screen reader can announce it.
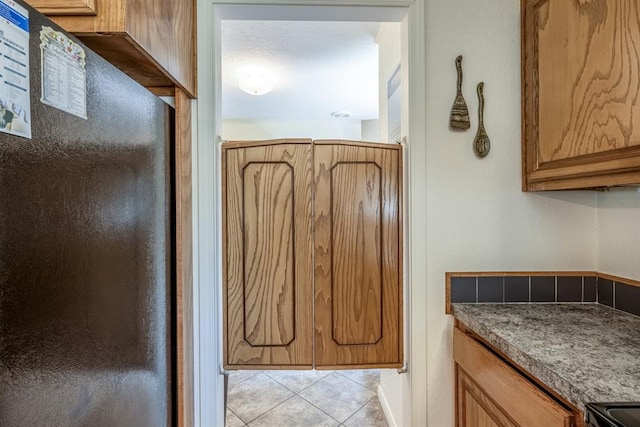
[451,303,596,412]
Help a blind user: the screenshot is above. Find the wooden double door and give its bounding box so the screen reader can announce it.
[222,139,403,369]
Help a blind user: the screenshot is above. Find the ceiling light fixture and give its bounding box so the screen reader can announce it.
[239,75,274,96]
[331,111,351,118]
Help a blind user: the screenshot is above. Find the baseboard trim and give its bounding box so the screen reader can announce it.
[377,384,397,427]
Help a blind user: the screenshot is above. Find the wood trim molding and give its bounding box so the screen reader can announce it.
[314,139,402,150]
[598,272,640,288]
[222,139,313,150]
[175,88,194,427]
[27,0,97,15]
[148,87,176,97]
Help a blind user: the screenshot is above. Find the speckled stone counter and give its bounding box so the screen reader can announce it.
[451,303,640,411]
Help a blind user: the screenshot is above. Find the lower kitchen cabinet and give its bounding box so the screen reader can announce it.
[222,139,403,369]
[453,326,580,427]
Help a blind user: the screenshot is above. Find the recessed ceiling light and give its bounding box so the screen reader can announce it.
[331,111,351,118]
[239,75,274,96]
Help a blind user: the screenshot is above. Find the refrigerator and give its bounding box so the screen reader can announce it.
[0,1,174,425]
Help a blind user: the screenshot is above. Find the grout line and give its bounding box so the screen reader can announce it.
[554,276,558,302]
[245,394,299,424]
[528,276,531,302]
[297,392,343,424]
[501,276,505,304]
[475,277,478,303]
[613,282,617,308]
[581,276,585,303]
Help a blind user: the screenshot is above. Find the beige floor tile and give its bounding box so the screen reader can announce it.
[343,397,389,427]
[226,408,246,427]
[227,373,294,423]
[298,373,375,422]
[228,370,261,387]
[336,369,380,391]
[265,370,331,393]
[248,396,340,427]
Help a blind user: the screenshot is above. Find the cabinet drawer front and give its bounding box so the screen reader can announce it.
[454,328,574,427]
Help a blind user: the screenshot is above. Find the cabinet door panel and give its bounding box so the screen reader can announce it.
[223,140,313,368]
[314,140,402,368]
[331,162,383,345]
[243,162,295,347]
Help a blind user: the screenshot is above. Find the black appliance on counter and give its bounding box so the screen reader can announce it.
[0,0,174,426]
[586,403,640,427]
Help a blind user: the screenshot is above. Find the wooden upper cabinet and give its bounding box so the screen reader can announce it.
[522,0,640,190]
[314,140,403,369]
[26,0,196,97]
[222,140,314,368]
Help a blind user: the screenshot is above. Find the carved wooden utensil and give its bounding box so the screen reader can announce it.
[449,55,470,130]
[473,82,490,158]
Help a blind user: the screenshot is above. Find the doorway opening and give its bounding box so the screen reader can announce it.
[194,1,429,425]
[220,15,403,427]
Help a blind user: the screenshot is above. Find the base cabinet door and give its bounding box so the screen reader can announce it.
[454,327,576,427]
[223,140,313,368]
[457,368,516,427]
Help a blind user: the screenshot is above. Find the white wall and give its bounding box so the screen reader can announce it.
[376,23,402,143]
[374,20,406,427]
[361,119,380,141]
[424,1,598,425]
[222,119,362,141]
[597,189,640,279]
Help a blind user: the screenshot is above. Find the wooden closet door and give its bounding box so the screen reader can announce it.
[313,140,403,368]
[222,140,313,368]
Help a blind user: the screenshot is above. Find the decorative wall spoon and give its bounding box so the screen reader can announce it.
[449,55,470,130]
[473,82,490,158]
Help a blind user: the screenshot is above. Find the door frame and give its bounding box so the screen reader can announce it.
[194,1,427,425]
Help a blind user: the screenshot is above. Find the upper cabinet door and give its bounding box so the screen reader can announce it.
[223,140,313,368]
[26,0,196,97]
[314,140,403,369]
[522,0,640,190]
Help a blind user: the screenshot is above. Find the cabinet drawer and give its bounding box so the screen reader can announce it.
[454,328,574,426]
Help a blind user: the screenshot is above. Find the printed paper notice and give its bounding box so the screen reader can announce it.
[0,0,31,139]
[40,26,86,119]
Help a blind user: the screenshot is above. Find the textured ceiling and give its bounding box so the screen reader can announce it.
[221,20,381,120]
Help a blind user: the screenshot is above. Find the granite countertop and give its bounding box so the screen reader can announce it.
[451,303,640,412]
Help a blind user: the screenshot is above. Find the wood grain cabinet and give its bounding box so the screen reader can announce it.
[454,327,580,427]
[222,139,403,369]
[26,0,196,97]
[522,0,640,190]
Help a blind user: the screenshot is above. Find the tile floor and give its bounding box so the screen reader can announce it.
[226,369,389,426]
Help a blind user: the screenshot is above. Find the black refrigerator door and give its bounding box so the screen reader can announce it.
[0,2,172,426]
